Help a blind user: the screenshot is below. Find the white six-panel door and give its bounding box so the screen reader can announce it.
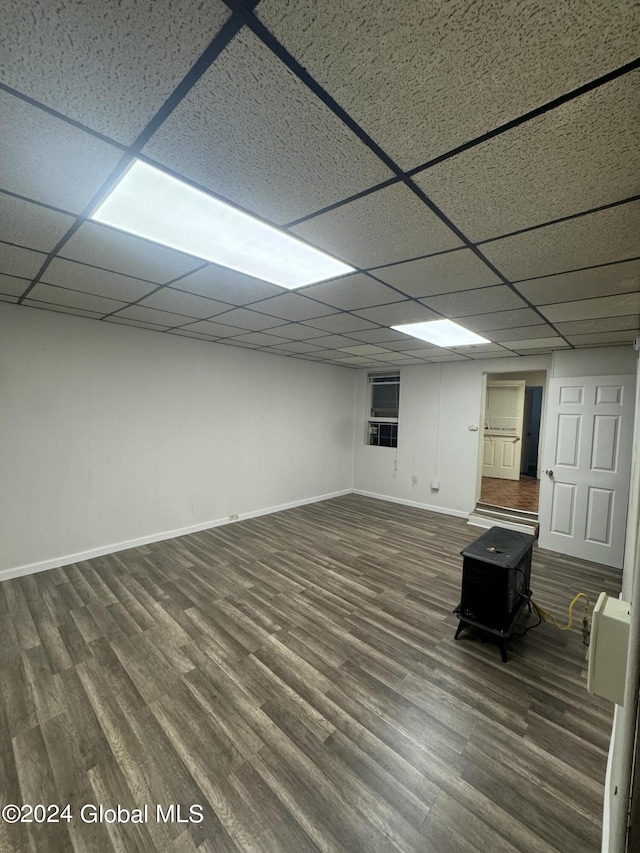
[538,375,634,568]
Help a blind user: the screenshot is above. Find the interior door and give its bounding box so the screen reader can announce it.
[482,380,526,480]
[538,375,635,568]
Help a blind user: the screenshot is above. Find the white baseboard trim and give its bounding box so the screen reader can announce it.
[0,488,352,583]
[352,489,469,519]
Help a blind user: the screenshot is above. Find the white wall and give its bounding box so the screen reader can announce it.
[0,303,356,576]
[353,355,552,516]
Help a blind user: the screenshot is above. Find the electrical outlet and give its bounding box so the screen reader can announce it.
[431,480,440,491]
[411,476,417,486]
[228,513,239,521]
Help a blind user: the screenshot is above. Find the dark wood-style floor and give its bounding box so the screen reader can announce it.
[480,476,540,513]
[0,495,620,852]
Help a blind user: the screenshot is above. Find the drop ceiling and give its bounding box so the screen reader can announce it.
[1,0,639,368]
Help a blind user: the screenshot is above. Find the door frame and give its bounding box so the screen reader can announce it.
[475,368,550,509]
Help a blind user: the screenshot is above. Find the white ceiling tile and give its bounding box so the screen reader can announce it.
[0,294,19,304]
[487,324,558,342]
[370,351,420,363]
[554,316,640,335]
[333,356,378,365]
[460,308,545,332]
[210,308,289,331]
[301,335,362,350]
[144,30,391,224]
[113,305,194,327]
[417,70,640,241]
[380,340,437,353]
[136,288,232,319]
[420,286,527,317]
[2,0,230,143]
[41,257,157,302]
[259,1,640,168]
[450,343,510,354]
[416,353,469,362]
[266,323,325,342]
[0,193,75,253]
[515,260,640,305]
[482,201,640,281]
[165,329,218,341]
[0,91,124,213]
[300,274,402,311]
[354,301,439,325]
[22,300,103,319]
[541,292,640,323]
[466,350,517,359]
[175,320,246,337]
[250,293,338,322]
[567,331,638,346]
[344,328,410,344]
[502,337,570,349]
[291,183,462,269]
[339,345,390,356]
[60,222,203,283]
[227,331,290,347]
[27,282,126,314]
[104,316,168,331]
[262,340,322,353]
[0,243,46,279]
[373,249,501,298]
[303,314,379,334]
[0,273,31,297]
[171,263,284,305]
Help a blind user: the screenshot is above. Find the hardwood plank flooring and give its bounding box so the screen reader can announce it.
[480,476,540,512]
[0,495,620,852]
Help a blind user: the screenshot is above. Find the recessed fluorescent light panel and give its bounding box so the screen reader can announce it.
[90,160,354,289]
[391,319,490,347]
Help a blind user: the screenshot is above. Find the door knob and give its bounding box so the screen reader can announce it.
[545,469,554,477]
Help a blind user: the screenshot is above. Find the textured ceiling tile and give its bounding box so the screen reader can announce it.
[210,308,289,331]
[344,328,411,344]
[176,319,246,337]
[227,331,290,347]
[0,243,47,279]
[417,71,640,241]
[105,316,169,331]
[137,288,232,320]
[460,308,545,332]
[0,294,19,304]
[266,323,326,341]
[353,300,439,326]
[291,184,462,269]
[501,337,569,349]
[22,300,103,319]
[481,201,640,281]
[378,339,437,352]
[488,324,559,342]
[416,353,469,361]
[27,282,126,314]
[250,293,337,322]
[420,286,527,317]
[567,330,638,346]
[373,249,501,298]
[165,328,219,340]
[1,0,230,143]
[262,340,322,353]
[113,305,195,327]
[144,30,391,224]
[0,91,124,213]
[302,334,362,350]
[467,350,517,359]
[258,0,640,168]
[0,194,74,253]
[41,258,157,302]
[299,274,402,311]
[303,314,379,334]
[60,223,204,283]
[171,263,284,305]
[541,292,640,322]
[339,344,389,356]
[0,273,31,297]
[554,316,640,335]
[515,259,640,305]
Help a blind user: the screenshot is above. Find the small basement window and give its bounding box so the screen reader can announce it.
[367,373,400,448]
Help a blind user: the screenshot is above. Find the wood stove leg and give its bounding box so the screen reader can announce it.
[499,639,508,663]
[454,621,465,640]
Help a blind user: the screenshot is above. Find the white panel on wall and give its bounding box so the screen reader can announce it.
[591,415,620,472]
[595,384,623,405]
[484,438,495,467]
[585,487,614,544]
[559,385,584,404]
[550,481,576,536]
[555,414,581,467]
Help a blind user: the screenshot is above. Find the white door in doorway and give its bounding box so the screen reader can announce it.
[482,380,526,481]
[538,375,635,569]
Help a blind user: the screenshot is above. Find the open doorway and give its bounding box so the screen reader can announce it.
[479,371,546,515]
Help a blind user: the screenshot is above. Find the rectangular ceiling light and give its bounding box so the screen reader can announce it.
[90,159,355,289]
[391,319,490,347]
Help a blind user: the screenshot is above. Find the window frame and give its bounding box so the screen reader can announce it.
[366,372,400,448]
